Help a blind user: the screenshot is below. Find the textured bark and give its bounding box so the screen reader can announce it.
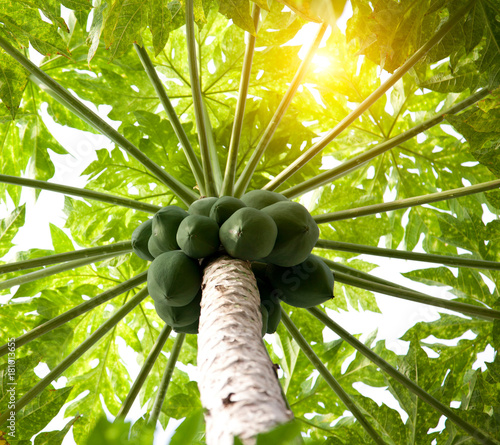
[198,255,293,445]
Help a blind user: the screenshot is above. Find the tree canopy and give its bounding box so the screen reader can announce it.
[0,0,499,443]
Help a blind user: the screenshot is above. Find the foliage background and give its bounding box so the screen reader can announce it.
[0,0,499,443]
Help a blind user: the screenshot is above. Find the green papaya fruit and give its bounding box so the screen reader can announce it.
[132,219,155,261]
[241,190,288,210]
[257,277,281,334]
[152,205,188,252]
[148,234,170,258]
[209,196,246,226]
[265,300,281,334]
[220,208,277,261]
[174,319,199,334]
[188,197,218,217]
[251,261,269,280]
[154,291,201,327]
[267,255,334,308]
[260,304,269,337]
[176,215,220,259]
[147,250,202,307]
[261,201,319,267]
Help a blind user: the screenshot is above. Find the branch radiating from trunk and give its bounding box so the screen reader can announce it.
[198,256,292,445]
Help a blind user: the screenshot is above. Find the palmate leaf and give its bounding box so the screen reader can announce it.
[0,205,25,257]
[0,51,29,119]
[0,355,73,441]
[0,0,71,57]
[33,415,80,445]
[1,0,500,443]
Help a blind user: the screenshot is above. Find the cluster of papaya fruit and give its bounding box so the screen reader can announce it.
[132,190,334,335]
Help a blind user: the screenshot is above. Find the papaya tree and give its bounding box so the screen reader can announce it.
[0,0,500,443]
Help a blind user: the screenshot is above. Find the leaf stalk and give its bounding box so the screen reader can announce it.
[0,251,129,292]
[116,324,172,419]
[148,333,186,426]
[0,241,133,275]
[0,174,161,214]
[308,307,498,445]
[264,0,478,191]
[185,0,218,196]
[280,310,386,445]
[221,4,260,196]
[0,36,197,205]
[313,178,500,223]
[0,287,149,425]
[315,239,500,271]
[0,272,147,356]
[283,88,490,198]
[234,22,328,197]
[134,44,206,195]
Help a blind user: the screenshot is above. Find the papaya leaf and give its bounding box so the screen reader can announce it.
[0,205,25,257]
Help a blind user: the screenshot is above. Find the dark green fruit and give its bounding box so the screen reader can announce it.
[262,201,319,267]
[176,215,220,259]
[241,190,288,210]
[152,205,188,251]
[147,250,202,307]
[265,300,281,334]
[188,197,218,217]
[260,304,269,337]
[257,278,281,334]
[148,234,170,258]
[174,319,199,334]
[267,255,334,308]
[209,196,246,226]
[132,219,154,261]
[251,262,269,280]
[220,208,277,261]
[154,291,201,327]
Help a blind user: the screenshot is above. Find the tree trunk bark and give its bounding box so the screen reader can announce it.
[197,255,293,445]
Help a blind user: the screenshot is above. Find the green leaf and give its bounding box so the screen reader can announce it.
[0,2,71,56]
[13,386,73,440]
[149,0,172,56]
[218,0,256,35]
[0,205,25,257]
[254,420,303,444]
[49,223,74,253]
[102,0,149,61]
[0,51,29,118]
[169,408,205,445]
[34,415,80,445]
[85,416,154,445]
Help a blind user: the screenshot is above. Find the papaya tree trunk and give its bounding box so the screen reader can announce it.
[197,255,293,445]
